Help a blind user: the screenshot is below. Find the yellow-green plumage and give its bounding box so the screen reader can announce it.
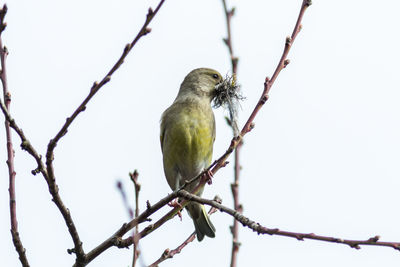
[160,68,223,241]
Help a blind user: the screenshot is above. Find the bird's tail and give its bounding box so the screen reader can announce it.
[186,202,216,241]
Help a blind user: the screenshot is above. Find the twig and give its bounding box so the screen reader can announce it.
[148,196,222,267]
[46,1,165,160]
[220,1,242,266]
[116,181,134,219]
[81,190,178,266]
[0,4,30,267]
[129,170,141,267]
[148,234,196,267]
[221,0,238,74]
[177,190,400,252]
[116,171,142,267]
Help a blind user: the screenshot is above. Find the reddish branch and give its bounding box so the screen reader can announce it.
[221,1,242,266]
[129,170,141,267]
[177,190,400,252]
[0,5,30,267]
[116,171,141,267]
[148,196,222,267]
[149,235,196,267]
[46,1,165,158]
[116,181,134,219]
[222,0,238,74]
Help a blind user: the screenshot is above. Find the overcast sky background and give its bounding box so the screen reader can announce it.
[1,0,400,266]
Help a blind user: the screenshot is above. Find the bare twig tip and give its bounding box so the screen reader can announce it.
[230,7,236,16]
[1,4,7,12]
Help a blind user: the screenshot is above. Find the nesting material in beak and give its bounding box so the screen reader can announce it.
[212,74,244,136]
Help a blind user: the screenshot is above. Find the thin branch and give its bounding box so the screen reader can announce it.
[116,171,142,267]
[116,181,134,219]
[81,190,178,266]
[0,4,30,267]
[0,92,46,176]
[148,196,222,267]
[221,1,242,266]
[177,190,400,252]
[129,170,141,267]
[148,235,196,267]
[46,0,165,160]
[221,0,238,74]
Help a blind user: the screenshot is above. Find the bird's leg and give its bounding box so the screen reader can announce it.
[200,169,214,185]
[168,198,183,220]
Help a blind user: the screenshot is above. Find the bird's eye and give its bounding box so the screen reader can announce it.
[212,74,219,79]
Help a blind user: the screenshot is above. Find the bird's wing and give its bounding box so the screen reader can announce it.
[160,111,167,152]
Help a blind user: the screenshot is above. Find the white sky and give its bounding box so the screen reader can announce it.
[1,0,400,266]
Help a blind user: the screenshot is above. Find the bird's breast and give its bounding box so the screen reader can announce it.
[162,103,215,180]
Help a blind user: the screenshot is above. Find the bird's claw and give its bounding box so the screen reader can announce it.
[168,199,183,221]
[201,170,214,185]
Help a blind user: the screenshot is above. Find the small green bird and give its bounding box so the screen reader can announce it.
[160,68,223,241]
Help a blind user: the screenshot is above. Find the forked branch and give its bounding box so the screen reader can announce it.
[0,4,30,267]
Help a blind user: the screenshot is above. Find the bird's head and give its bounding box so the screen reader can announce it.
[177,68,223,102]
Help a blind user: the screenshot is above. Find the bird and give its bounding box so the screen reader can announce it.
[160,68,223,241]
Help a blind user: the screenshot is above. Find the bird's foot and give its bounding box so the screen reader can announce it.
[201,170,214,185]
[168,199,183,221]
